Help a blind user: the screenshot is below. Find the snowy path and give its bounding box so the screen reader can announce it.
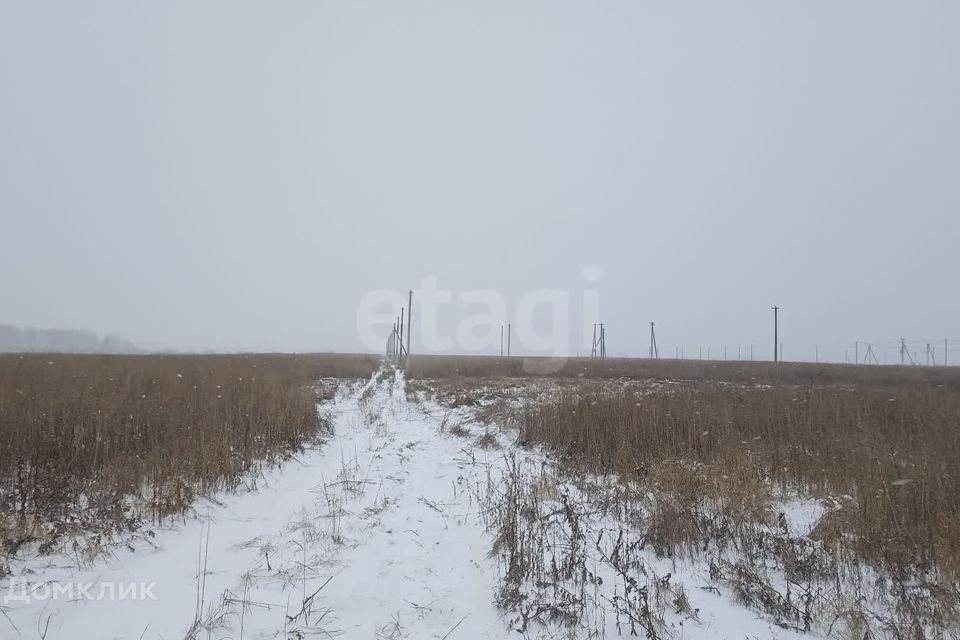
[2,371,512,639]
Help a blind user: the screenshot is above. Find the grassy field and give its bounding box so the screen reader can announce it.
[0,353,380,560]
[3,351,959,634]
[517,384,960,576]
[406,353,960,390]
[406,355,960,636]
[407,354,960,581]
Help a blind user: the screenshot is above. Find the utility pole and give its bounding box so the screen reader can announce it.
[649,322,659,359]
[946,339,949,367]
[500,325,504,357]
[855,341,859,365]
[815,345,818,363]
[406,291,412,365]
[591,323,607,359]
[399,306,405,362]
[900,338,914,365]
[772,306,779,363]
[507,323,511,356]
[391,316,401,363]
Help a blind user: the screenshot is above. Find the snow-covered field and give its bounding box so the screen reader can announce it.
[1,370,831,639]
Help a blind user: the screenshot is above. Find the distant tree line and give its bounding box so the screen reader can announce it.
[0,324,139,353]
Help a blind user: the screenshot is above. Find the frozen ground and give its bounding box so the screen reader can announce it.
[1,370,826,639]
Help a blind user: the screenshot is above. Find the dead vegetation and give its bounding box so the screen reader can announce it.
[5,350,960,635]
[406,353,960,390]
[516,384,960,581]
[0,353,379,561]
[424,366,960,637]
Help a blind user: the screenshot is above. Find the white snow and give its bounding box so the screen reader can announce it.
[777,497,827,537]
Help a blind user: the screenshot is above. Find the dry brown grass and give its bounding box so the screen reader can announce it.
[515,383,960,580]
[407,353,960,390]
[0,353,380,558]
[413,363,960,635]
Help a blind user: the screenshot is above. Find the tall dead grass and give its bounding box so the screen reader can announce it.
[0,353,379,555]
[516,383,960,580]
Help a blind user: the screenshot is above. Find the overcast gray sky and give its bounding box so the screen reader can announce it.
[2,1,958,361]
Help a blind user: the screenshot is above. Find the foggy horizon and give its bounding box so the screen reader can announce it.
[2,2,958,363]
